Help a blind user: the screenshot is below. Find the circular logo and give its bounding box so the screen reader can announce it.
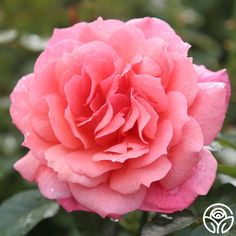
[203,203,234,234]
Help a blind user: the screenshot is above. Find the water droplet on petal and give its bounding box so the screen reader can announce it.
[110,218,119,222]
[50,188,55,193]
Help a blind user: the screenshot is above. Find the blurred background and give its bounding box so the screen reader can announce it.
[0,0,236,235]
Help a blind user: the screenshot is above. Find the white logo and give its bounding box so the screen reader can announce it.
[203,203,234,234]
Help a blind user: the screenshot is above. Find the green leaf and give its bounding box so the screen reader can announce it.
[218,164,236,178]
[141,210,195,236]
[0,190,59,236]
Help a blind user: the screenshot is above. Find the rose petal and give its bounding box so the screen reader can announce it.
[140,148,217,213]
[66,150,122,178]
[129,120,173,168]
[160,118,203,189]
[47,94,82,149]
[10,74,33,132]
[58,198,91,212]
[108,25,144,64]
[36,167,71,199]
[130,74,168,112]
[69,183,146,218]
[162,91,189,146]
[128,17,190,55]
[45,145,109,187]
[14,151,41,181]
[189,82,227,145]
[195,65,231,105]
[110,156,171,194]
[167,56,198,105]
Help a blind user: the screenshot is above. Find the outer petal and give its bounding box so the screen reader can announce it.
[167,56,198,105]
[36,167,71,199]
[14,151,41,182]
[127,17,190,55]
[10,74,33,132]
[160,118,203,189]
[190,148,217,195]
[108,24,144,64]
[189,82,227,145]
[58,198,91,212]
[195,65,231,105]
[45,145,109,187]
[140,148,217,213]
[69,183,147,218]
[46,94,82,149]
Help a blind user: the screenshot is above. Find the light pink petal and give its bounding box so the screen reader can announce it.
[65,107,92,149]
[95,112,125,139]
[104,142,128,154]
[140,182,197,213]
[160,118,203,189]
[167,56,198,105]
[84,51,115,82]
[90,17,124,41]
[136,96,159,139]
[94,103,113,133]
[46,94,82,149]
[195,65,231,105]
[140,148,217,213]
[133,56,161,77]
[142,38,174,88]
[10,74,33,132]
[64,75,90,117]
[129,120,173,168]
[31,98,58,143]
[66,150,122,178]
[35,39,81,72]
[93,147,149,163]
[190,148,217,195]
[69,183,147,218]
[58,198,91,212]
[45,145,108,187]
[122,103,139,133]
[47,22,96,47]
[14,151,41,182]
[108,24,144,64]
[189,82,227,145]
[21,115,52,160]
[131,96,151,143]
[130,74,168,112]
[127,17,190,55]
[110,156,171,194]
[29,62,58,104]
[162,91,189,146]
[36,167,71,199]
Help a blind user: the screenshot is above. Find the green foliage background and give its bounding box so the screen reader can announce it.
[0,0,236,235]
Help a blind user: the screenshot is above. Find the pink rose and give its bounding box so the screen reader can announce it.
[10,17,230,218]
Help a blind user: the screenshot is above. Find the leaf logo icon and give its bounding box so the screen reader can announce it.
[203,203,234,234]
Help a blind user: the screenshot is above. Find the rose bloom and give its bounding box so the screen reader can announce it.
[10,17,230,218]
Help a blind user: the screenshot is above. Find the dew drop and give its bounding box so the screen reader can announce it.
[50,188,55,193]
[110,218,119,222]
